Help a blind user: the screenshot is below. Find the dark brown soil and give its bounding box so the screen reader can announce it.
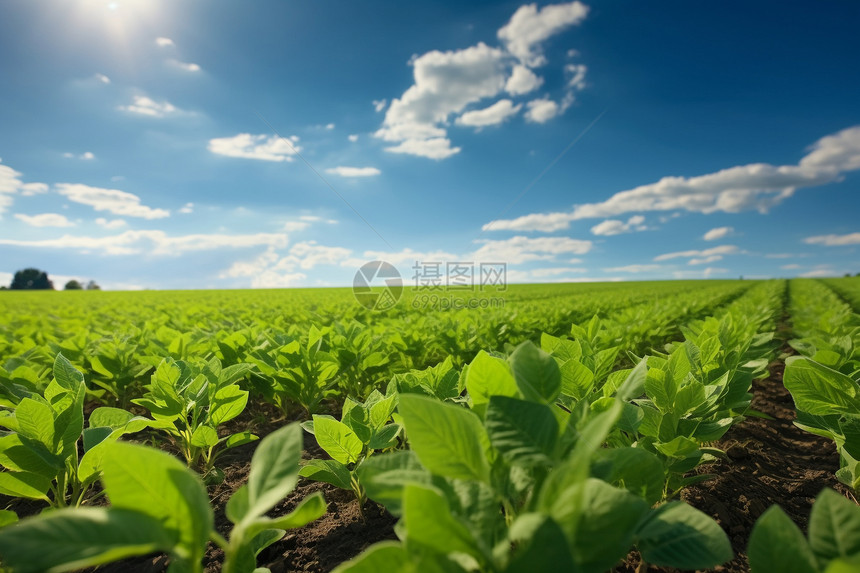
[615,351,853,573]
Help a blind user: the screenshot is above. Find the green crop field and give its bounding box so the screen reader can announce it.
[0,278,858,572]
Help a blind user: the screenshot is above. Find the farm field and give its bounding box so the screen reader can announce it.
[0,277,859,573]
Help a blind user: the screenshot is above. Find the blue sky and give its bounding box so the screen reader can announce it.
[1,0,859,290]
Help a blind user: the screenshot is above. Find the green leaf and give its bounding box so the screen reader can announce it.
[509,341,561,404]
[465,351,519,408]
[368,423,401,451]
[636,501,733,569]
[313,415,364,465]
[15,397,56,450]
[559,359,594,401]
[299,459,352,490]
[226,485,250,525]
[808,489,860,566]
[88,407,136,429]
[784,357,860,416]
[246,423,303,521]
[52,354,85,392]
[591,447,665,506]
[553,479,648,572]
[402,484,483,563]
[221,431,259,450]
[485,396,558,467]
[244,491,326,538]
[0,510,18,528]
[748,505,817,573]
[101,442,212,560]
[190,425,219,448]
[398,394,490,483]
[0,507,173,573]
[209,385,249,426]
[357,450,432,516]
[505,514,577,573]
[0,471,51,501]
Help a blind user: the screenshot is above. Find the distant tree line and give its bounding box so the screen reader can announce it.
[0,268,100,291]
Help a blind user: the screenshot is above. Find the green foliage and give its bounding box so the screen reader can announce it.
[748,489,860,573]
[0,423,324,573]
[300,390,401,514]
[131,356,257,481]
[0,355,149,508]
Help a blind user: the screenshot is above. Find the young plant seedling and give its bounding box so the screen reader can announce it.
[300,390,401,518]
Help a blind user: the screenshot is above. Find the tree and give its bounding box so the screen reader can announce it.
[10,268,54,290]
[64,280,83,290]
[85,280,101,291]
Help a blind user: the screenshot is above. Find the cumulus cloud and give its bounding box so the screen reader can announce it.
[0,230,287,256]
[483,211,573,232]
[703,226,733,241]
[208,133,301,162]
[565,63,587,90]
[64,152,95,160]
[95,217,127,229]
[524,97,560,123]
[118,96,180,118]
[472,235,592,264]
[324,166,382,177]
[14,213,75,227]
[530,266,587,276]
[497,2,589,67]
[178,202,194,214]
[505,65,543,95]
[94,73,111,84]
[348,134,359,142]
[376,2,590,159]
[799,269,838,278]
[56,183,170,219]
[484,125,860,230]
[0,159,48,215]
[590,215,647,236]
[155,37,175,47]
[283,221,310,232]
[654,245,739,262]
[804,232,860,246]
[455,99,522,128]
[372,99,387,112]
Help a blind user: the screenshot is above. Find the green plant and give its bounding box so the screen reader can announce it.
[0,423,326,573]
[0,355,149,508]
[300,390,401,517]
[340,341,733,572]
[748,489,860,572]
[132,356,257,482]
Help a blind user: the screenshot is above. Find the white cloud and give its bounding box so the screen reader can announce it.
[250,271,307,288]
[0,230,288,256]
[63,152,95,160]
[168,59,201,72]
[95,217,127,229]
[484,125,860,229]
[56,183,170,219]
[672,267,729,279]
[324,166,382,177]
[208,133,301,162]
[288,241,353,269]
[373,99,387,113]
[804,232,860,246]
[118,96,179,118]
[483,211,573,232]
[565,63,587,90]
[472,235,592,264]
[505,65,543,95]
[385,138,462,160]
[604,264,662,273]
[688,255,723,265]
[703,226,733,241]
[376,42,507,159]
[654,245,740,262]
[325,123,335,130]
[94,73,111,84]
[155,37,175,47]
[0,272,12,287]
[590,215,647,236]
[781,264,801,270]
[348,134,359,142]
[497,1,589,67]
[14,213,75,227]
[456,99,522,128]
[283,221,310,232]
[799,269,838,278]
[524,97,560,123]
[178,202,194,214]
[0,159,48,215]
